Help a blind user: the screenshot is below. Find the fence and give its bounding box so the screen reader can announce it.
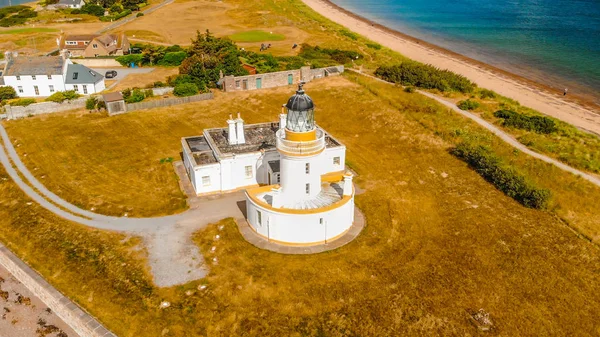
[124,92,213,113]
[2,98,87,120]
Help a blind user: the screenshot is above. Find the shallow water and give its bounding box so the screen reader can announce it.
[331,0,600,103]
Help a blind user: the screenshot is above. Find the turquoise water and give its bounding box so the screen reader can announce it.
[0,0,32,7]
[331,0,600,102]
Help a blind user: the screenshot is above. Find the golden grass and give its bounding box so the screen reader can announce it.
[4,74,600,336]
[110,67,179,92]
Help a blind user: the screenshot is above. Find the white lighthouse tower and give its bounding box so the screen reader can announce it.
[245,83,356,246]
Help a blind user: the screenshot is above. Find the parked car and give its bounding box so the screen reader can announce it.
[105,70,118,78]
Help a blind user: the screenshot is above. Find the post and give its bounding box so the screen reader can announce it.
[236,112,245,144]
[343,172,353,196]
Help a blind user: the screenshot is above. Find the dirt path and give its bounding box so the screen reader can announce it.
[348,68,600,188]
[0,124,244,288]
[302,0,600,136]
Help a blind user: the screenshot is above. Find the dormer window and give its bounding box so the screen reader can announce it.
[47,75,52,80]
[92,44,98,49]
[32,75,36,80]
[16,76,20,80]
[73,72,78,80]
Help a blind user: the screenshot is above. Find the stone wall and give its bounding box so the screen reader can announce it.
[152,87,174,96]
[0,244,116,337]
[122,92,213,114]
[221,65,344,92]
[2,98,87,119]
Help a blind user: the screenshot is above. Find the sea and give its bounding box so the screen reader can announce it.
[330,0,600,103]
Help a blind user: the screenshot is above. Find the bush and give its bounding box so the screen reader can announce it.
[85,96,98,110]
[152,81,166,88]
[136,12,143,17]
[479,89,496,99]
[375,62,476,93]
[173,83,198,97]
[457,99,480,111]
[0,86,17,101]
[109,4,122,14]
[121,88,131,100]
[11,98,36,106]
[403,86,415,93]
[366,43,382,50]
[0,6,37,27]
[81,3,104,17]
[45,90,79,103]
[451,142,551,209]
[97,100,106,110]
[144,89,153,98]
[125,89,145,103]
[115,54,143,66]
[494,109,557,134]
[70,9,81,14]
[157,51,186,66]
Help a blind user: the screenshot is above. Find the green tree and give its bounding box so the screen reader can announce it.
[81,3,105,17]
[173,83,199,97]
[0,86,17,101]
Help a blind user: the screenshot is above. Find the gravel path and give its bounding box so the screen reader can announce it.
[348,69,600,188]
[0,124,244,287]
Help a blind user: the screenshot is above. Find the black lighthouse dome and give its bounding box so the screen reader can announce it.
[285,82,314,111]
[285,82,315,132]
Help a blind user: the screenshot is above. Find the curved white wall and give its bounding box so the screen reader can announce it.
[245,196,355,245]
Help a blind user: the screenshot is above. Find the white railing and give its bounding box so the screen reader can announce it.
[276,129,325,155]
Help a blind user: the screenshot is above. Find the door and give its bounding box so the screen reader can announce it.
[288,74,293,85]
[256,78,262,89]
[242,79,248,90]
[268,172,271,185]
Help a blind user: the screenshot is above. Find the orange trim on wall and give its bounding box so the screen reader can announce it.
[277,147,325,157]
[285,129,317,141]
[245,221,354,247]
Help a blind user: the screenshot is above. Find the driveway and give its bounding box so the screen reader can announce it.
[92,67,154,81]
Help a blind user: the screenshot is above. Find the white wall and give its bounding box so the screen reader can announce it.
[4,75,65,97]
[322,146,346,174]
[246,197,355,244]
[64,82,101,95]
[193,164,221,194]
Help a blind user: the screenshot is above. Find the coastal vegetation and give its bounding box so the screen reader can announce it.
[374,62,476,93]
[0,6,37,27]
[3,75,600,335]
[493,109,557,134]
[228,30,285,42]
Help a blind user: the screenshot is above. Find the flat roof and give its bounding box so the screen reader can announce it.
[207,122,279,156]
[185,136,217,165]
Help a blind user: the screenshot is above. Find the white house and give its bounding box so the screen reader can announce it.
[56,0,85,9]
[2,53,104,97]
[182,84,355,246]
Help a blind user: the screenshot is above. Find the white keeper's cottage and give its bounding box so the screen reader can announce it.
[1,53,105,97]
[182,84,355,246]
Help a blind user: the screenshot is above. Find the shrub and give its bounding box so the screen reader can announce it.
[11,98,36,106]
[96,100,106,110]
[144,89,153,98]
[457,99,480,111]
[366,43,382,50]
[152,81,166,88]
[375,62,476,93]
[121,88,131,100]
[339,29,358,40]
[173,83,198,97]
[157,51,186,66]
[494,109,557,134]
[70,9,81,14]
[125,89,145,103]
[115,54,143,66]
[479,88,496,99]
[81,3,104,17]
[451,142,551,209]
[109,4,122,14]
[0,86,17,101]
[403,86,415,93]
[85,96,97,110]
[136,12,143,17]
[45,90,79,103]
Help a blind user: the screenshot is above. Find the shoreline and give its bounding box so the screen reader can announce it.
[301,0,600,135]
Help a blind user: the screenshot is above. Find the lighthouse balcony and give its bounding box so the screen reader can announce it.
[276,128,325,156]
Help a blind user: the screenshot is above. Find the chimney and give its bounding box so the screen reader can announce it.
[227,114,237,145]
[236,112,245,144]
[279,104,287,130]
[343,172,353,196]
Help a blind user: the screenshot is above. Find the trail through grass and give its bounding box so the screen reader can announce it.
[229,30,285,42]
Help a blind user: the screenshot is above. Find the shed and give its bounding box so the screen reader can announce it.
[102,92,126,116]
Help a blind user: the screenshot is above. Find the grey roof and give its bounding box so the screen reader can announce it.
[268,160,280,173]
[4,56,65,76]
[65,64,104,85]
[0,77,4,86]
[285,83,314,111]
[58,0,84,5]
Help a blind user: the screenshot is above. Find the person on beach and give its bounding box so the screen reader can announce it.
[564,88,568,96]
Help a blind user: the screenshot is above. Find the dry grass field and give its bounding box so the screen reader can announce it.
[111,67,179,91]
[3,74,600,335]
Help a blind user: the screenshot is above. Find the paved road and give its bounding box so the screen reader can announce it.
[0,124,244,287]
[96,0,175,34]
[347,69,600,188]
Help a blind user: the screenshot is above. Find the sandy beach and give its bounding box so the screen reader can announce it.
[302,0,600,135]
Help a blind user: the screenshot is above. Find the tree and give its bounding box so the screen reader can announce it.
[0,86,17,101]
[81,3,105,17]
[173,83,199,97]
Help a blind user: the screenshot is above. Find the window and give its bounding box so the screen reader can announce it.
[49,85,54,93]
[202,176,210,186]
[32,75,36,80]
[333,157,341,166]
[73,85,78,92]
[245,165,253,178]
[92,44,98,49]
[319,218,324,225]
[305,163,310,174]
[66,41,77,45]
[257,210,262,225]
[33,86,39,96]
[235,80,240,88]
[83,85,88,94]
[72,72,78,80]
[47,75,52,80]
[84,41,89,45]
[276,174,280,183]
[17,86,23,94]
[306,183,310,194]
[16,76,20,80]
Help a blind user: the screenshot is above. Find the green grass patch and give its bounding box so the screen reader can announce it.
[0,27,58,34]
[228,30,285,42]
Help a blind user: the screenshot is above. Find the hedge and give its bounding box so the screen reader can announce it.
[115,54,144,66]
[375,61,476,93]
[451,142,551,209]
[494,109,557,134]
